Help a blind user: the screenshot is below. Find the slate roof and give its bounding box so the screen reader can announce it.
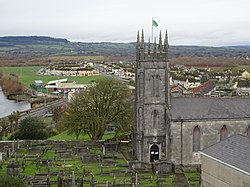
[170,97,250,120]
[200,135,250,175]
[192,80,215,95]
[237,80,250,88]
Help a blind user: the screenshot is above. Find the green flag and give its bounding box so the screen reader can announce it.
[152,20,158,27]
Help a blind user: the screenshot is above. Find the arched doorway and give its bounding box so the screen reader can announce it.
[150,144,159,162]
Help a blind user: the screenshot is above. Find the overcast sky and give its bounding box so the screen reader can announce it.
[0,0,249,46]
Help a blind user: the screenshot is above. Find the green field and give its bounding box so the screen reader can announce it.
[0,66,102,88]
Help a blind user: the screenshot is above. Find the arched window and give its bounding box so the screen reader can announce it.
[220,125,228,141]
[247,126,250,137]
[193,126,201,152]
[152,110,159,129]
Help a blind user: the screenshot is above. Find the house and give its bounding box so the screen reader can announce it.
[241,70,250,79]
[235,80,250,95]
[45,78,68,92]
[170,83,187,97]
[200,135,250,187]
[192,80,216,96]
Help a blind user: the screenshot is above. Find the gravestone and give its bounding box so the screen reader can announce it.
[103,142,119,154]
[82,154,98,163]
[0,152,2,163]
[7,161,20,176]
[73,146,89,155]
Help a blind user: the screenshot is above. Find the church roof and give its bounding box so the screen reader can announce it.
[170,97,250,120]
[200,135,250,175]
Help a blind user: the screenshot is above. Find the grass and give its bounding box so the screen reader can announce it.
[0,142,198,187]
[0,66,102,88]
[185,171,200,186]
[48,131,115,141]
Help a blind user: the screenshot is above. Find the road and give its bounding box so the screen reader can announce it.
[20,99,66,119]
[0,99,67,121]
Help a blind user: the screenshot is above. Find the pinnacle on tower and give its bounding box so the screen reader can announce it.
[136,30,140,49]
[154,37,157,53]
[140,29,145,49]
[164,30,169,52]
[158,30,163,51]
[148,37,151,53]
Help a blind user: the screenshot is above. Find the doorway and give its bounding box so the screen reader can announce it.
[150,144,159,162]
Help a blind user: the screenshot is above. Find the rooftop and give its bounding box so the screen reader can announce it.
[170,97,250,120]
[200,135,250,175]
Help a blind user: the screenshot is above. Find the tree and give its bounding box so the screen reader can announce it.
[8,111,20,132]
[11,117,48,140]
[0,119,10,139]
[63,77,133,140]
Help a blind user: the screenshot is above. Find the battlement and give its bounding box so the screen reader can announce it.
[136,30,169,62]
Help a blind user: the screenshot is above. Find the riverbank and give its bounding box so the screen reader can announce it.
[0,89,31,118]
[7,92,31,102]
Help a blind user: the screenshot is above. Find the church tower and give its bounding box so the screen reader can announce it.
[134,30,170,163]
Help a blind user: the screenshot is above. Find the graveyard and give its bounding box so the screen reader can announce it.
[0,139,200,187]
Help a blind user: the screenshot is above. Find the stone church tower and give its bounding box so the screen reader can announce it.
[134,30,171,163]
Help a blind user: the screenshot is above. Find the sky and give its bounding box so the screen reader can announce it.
[0,0,250,46]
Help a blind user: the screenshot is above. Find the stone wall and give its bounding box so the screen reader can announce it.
[170,119,250,165]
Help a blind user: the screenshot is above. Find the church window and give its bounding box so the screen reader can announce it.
[139,72,143,98]
[220,125,228,141]
[247,126,250,137]
[155,75,160,97]
[152,110,159,129]
[151,75,160,97]
[193,126,201,152]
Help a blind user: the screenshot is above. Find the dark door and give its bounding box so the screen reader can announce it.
[150,145,159,162]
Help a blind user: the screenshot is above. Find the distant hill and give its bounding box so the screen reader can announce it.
[0,36,69,46]
[223,45,250,49]
[0,36,250,63]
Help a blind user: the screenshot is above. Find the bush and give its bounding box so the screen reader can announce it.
[10,117,49,140]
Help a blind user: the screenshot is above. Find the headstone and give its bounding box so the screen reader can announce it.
[12,141,15,153]
[8,148,11,158]
[7,161,20,176]
[17,138,20,150]
[102,145,105,155]
[0,152,2,162]
[72,171,76,187]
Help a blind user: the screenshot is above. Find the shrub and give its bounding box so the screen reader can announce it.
[10,117,49,140]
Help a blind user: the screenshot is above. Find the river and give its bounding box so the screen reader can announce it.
[0,88,31,118]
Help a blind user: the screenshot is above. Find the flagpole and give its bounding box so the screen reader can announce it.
[151,17,153,42]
